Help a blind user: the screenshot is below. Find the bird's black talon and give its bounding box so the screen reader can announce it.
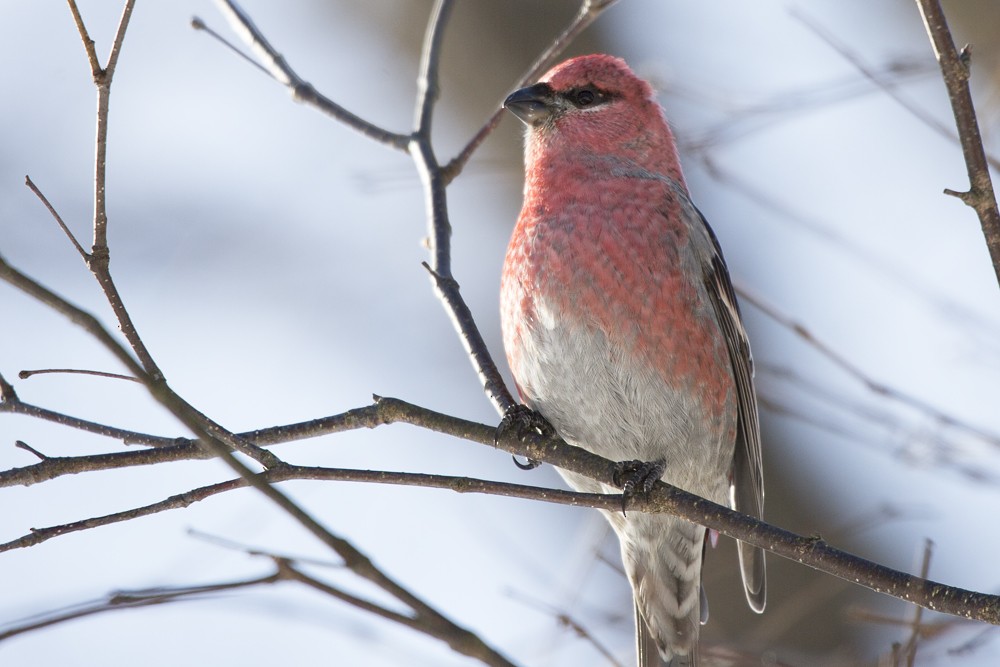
[512,455,541,470]
[613,459,667,515]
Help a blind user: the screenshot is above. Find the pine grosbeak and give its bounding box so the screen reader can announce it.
[501,54,766,666]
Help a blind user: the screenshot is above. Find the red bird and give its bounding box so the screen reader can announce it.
[501,55,766,666]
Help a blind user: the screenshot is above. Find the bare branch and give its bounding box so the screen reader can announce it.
[421,262,516,416]
[208,0,409,150]
[6,389,1000,628]
[1,443,208,488]
[65,0,166,381]
[408,3,514,418]
[0,252,281,470]
[71,0,137,250]
[413,0,453,136]
[506,588,626,667]
[0,572,281,641]
[19,368,139,382]
[915,0,1000,288]
[190,16,271,77]
[0,546,522,667]
[65,0,101,78]
[14,441,48,460]
[104,0,136,81]
[24,176,88,260]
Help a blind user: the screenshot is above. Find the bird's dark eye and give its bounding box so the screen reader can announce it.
[571,87,600,108]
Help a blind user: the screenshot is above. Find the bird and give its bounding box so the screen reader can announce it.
[499,54,766,666]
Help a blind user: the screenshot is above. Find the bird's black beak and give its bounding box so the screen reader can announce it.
[504,83,556,127]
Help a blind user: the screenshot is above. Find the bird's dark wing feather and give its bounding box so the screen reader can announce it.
[698,208,767,614]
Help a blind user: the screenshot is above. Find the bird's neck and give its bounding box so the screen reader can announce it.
[524,144,688,198]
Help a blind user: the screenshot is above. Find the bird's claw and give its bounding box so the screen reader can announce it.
[613,459,666,515]
[495,404,553,470]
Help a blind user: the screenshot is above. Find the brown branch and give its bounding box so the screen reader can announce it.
[1,443,208,488]
[915,0,1000,288]
[2,237,517,665]
[0,548,521,667]
[5,394,1000,627]
[0,255,279,467]
[18,367,139,382]
[412,0,453,137]
[205,0,409,150]
[24,176,88,260]
[65,1,167,382]
[0,396,484,489]
[0,393,185,452]
[505,589,626,667]
[409,0,514,416]
[0,572,282,641]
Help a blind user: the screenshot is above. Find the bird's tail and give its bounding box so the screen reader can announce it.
[627,518,706,667]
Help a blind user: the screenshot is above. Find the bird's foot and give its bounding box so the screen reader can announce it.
[495,404,553,470]
[612,459,666,515]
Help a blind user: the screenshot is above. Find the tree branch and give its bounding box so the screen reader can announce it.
[915,0,1000,288]
[206,0,409,150]
[4,419,999,626]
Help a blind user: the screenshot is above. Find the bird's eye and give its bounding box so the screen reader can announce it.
[572,87,598,107]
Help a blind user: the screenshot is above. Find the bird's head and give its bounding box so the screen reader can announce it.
[504,54,679,177]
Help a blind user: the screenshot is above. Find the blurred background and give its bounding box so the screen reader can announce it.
[2,1,1000,665]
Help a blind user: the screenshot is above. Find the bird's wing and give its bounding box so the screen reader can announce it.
[695,205,767,614]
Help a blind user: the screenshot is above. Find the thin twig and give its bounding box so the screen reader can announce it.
[903,540,935,667]
[0,397,187,452]
[1,443,209,488]
[739,285,1000,450]
[412,0,453,136]
[699,154,999,340]
[0,251,279,472]
[915,0,1000,288]
[791,8,1000,174]
[190,16,271,77]
[18,368,139,382]
[65,0,101,77]
[506,588,626,667]
[14,441,48,460]
[66,0,166,381]
[208,0,409,150]
[24,176,88,260]
[0,572,282,641]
